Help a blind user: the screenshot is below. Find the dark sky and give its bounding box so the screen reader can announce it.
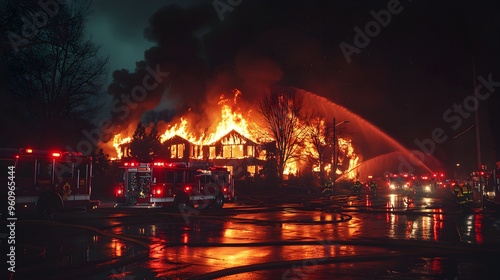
[86,0,500,165]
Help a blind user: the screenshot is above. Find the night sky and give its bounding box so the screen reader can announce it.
[2,1,498,170]
[86,0,499,167]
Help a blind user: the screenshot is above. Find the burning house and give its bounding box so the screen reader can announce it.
[158,129,265,179]
[106,90,362,184]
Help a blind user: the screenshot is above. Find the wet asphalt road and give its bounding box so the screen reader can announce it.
[5,188,500,280]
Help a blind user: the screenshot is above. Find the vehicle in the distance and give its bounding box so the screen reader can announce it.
[386,173,412,193]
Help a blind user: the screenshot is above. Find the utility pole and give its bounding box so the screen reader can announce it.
[473,59,482,170]
[332,118,349,191]
[332,118,336,190]
[473,58,484,210]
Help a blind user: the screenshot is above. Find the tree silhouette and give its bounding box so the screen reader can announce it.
[259,141,279,186]
[129,122,163,161]
[148,125,163,158]
[0,0,108,148]
[306,114,333,185]
[258,87,308,181]
[92,148,111,177]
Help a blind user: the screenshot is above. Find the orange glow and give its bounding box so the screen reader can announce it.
[112,134,132,159]
[109,89,362,178]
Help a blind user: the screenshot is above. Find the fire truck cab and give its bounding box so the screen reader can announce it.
[116,160,234,209]
[0,148,97,218]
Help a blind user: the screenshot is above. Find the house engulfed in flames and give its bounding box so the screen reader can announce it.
[111,91,270,180]
[115,130,266,180]
[160,129,266,179]
[109,90,360,182]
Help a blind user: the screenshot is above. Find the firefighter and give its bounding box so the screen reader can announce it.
[454,181,472,206]
[369,180,377,195]
[462,181,473,204]
[453,182,462,198]
[403,183,415,204]
[350,180,362,197]
[322,179,334,196]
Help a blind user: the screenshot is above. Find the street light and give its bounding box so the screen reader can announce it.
[332,118,350,190]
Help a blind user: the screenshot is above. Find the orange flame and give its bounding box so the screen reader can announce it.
[112,135,132,160]
[109,89,361,180]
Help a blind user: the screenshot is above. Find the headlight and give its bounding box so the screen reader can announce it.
[390,184,395,189]
[424,185,431,192]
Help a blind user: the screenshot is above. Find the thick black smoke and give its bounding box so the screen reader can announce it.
[105,0,500,163]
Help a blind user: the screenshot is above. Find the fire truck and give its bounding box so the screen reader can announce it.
[474,168,500,205]
[115,160,235,209]
[0,148,97,218]
[386,173,413,192]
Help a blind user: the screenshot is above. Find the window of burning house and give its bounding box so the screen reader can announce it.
[247,146,254,157]
[190,145,202,158]
[247,165,256,176]
[170,144,185,159]
[223,145,244,158]
[209,146,216,159]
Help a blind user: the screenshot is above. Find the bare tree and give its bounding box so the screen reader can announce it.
[306,114,333,185]
[258,87,308,181]
[1,0,108,147]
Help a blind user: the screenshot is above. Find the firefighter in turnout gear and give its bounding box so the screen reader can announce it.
[369,180,377,196]
[349,180,362,198]
[454,181,473,206]
[322,179,334,196]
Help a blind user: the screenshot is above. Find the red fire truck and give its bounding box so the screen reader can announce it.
[386,173,413,192]
[115,160,235,209]
[475,168,500,205]
[0,148,98,218]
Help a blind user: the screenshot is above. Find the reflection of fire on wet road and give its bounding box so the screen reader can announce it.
[10,193,500,279]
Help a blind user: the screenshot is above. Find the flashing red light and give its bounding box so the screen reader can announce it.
[52,152,61,157]
[223,187,228,192]
[15,155,19,159]
[124,162,129,166]
[26,148,33,153]
[117,189,123,195]
[480,171,485,176]
[155,188,162,195]
[184,186,191,192]
[153,162,165,167]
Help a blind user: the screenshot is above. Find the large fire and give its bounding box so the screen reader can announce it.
[107,89,360,180]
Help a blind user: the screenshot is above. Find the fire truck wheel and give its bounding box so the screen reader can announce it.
[211,193,224,209]
[36,194,62,220]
